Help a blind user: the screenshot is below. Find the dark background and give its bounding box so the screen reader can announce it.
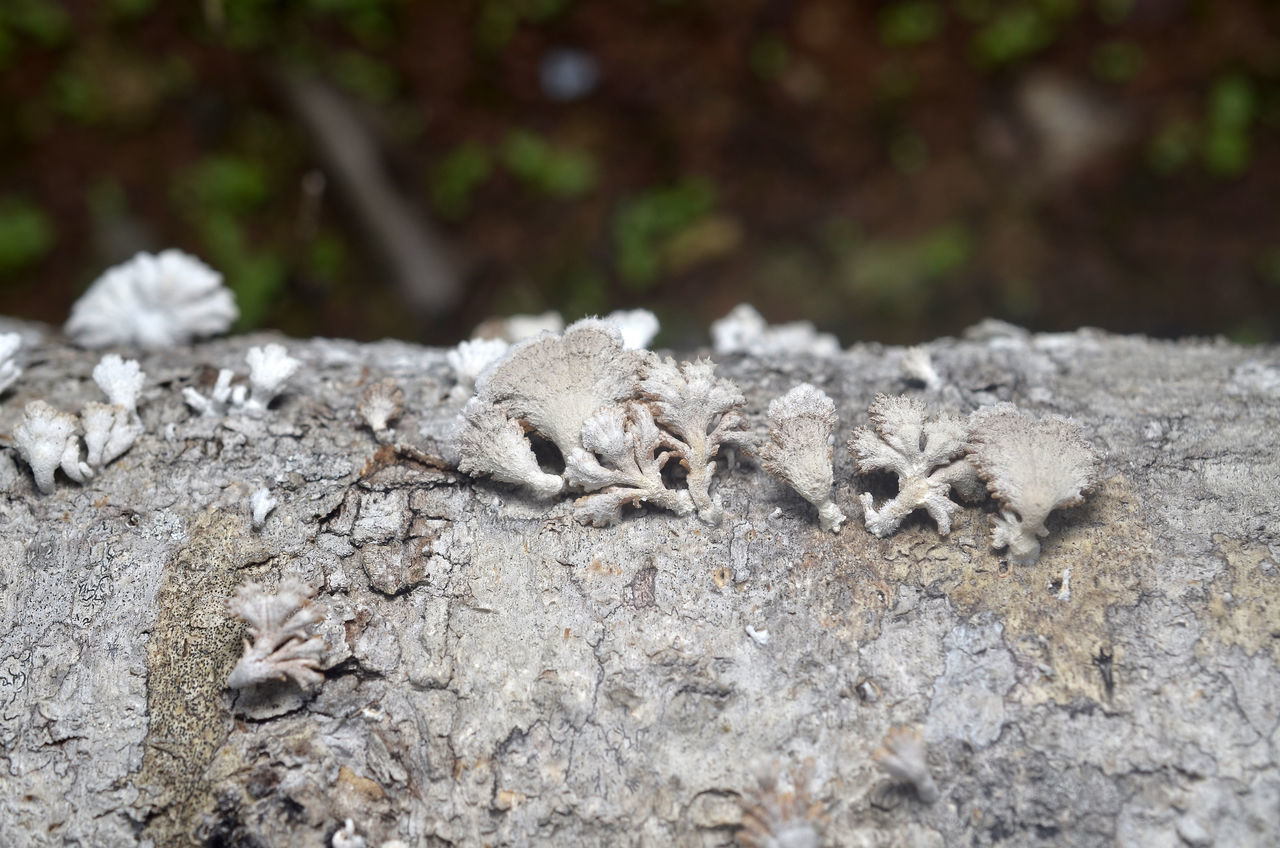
[0,0,1277,348]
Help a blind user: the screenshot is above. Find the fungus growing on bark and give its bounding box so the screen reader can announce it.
[227,577,327,691]
[447,337,509,400]
[739,762,823,848]
[183,345,299,418]
[358,377,404,437]
[874,726,939,804]
[476,318,644,461]
[331,820,366,848]
[761,383,845,532]
[92,354,144,413]
[967,403,1101,565]
[638,357,751,525]
[81,355,145,471]
[901,345,942,391]
[183,369,237,418]
[849,394,977,537]
[243,344,300,414]
[565,402,693,526]
[603,308,660,350]
[0,332,21,394]
[14,400,90,493]
[456,397,565,499]
[65,249,238,349]
[250,488,278,531]
[711,303,840,358]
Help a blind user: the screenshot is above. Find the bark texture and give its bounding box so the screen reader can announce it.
[1,320,1278,847]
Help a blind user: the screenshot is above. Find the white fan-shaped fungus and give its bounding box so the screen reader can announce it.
[565,403,693,526]
[65,250,238,349]
[967,403,1101,565]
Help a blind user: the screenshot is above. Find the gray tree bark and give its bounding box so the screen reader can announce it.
[1,319,1278,847]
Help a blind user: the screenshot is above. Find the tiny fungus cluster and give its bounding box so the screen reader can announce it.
[760,389,1098,565]
[226,577,327,691]
[13,353,145,494]
[456,317,751,526]
[446,307,1102,564]
[183,343,301,418]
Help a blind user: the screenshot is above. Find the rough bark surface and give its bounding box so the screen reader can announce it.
[1,320,1278,847]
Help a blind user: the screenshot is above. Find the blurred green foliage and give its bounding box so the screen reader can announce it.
[1095,0,1134,26]
[879,1,946,48]
[182,156,271,212]
[500,130,598,198]
[110,0,157,19]
[750,36,790,82]
[1090,40,1144,83]
[476,0,571,49]
[175,154,285,328]
[0,197,55,274]
[332,51,400,102]
[1146,119,1197,173]
[889,130,929,175]
[1260,247,1280,288]
[612,179,716,290]
[0,0,69,66]
[969,0,1078,68]
[431,143,494,220]
[51,48,192,126]
[1204,74,1256,176]
[0,0,1273,344]
[218,0,398,49]
[829,221,973,317]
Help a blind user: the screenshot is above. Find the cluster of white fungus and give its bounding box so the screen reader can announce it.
[850,394,983,538]
[711,303,840,358]
[455,316,747,526]
[12,354,146,494]
[184,344,300,418]
[761,383,845,532]
[447,308,659,401]
[755,385,1100,563]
